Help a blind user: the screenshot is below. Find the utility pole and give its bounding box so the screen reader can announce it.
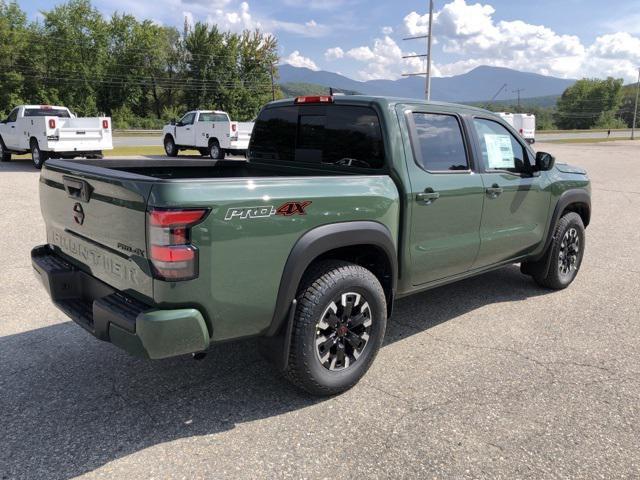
[632,67,639,140]
[270,63,276,102]
[402,0,435,100]
[513,88,524,108]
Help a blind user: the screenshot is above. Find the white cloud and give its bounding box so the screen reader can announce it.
[283,50,319,70]
[324,47,345,60]
[400,0,640,82]
[346,46,376,62]
[344,35,437,81]
[381,26,393,35]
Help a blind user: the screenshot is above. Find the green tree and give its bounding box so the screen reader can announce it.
[555,77,624,129]
[0,1,28,115]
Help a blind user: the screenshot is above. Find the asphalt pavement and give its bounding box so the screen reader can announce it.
[1,141,639,479]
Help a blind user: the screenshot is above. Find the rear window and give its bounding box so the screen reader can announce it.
[199,112,228,122]
[250,105,385,169]
[24,108,71,118]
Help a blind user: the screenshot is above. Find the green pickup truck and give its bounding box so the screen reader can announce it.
[32,95,591,395]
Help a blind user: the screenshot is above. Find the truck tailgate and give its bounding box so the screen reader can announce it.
[39,161,153,300]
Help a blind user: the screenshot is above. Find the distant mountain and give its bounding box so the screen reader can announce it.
[277,64,575,103]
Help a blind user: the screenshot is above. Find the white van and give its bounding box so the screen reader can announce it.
[513,113,536,144]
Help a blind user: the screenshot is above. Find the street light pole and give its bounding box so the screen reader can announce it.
[632,67,640,140]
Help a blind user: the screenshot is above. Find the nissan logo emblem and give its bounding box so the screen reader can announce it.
[72,203,85,225]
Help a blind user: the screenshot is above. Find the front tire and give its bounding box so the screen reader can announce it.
[284,261,387,396]
[164,135,178,157]
[527,212,585,290]
[30,139,47,169]
[0,138,11,162]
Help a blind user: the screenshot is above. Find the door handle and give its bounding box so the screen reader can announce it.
[185,127,191,131]
[416,189,440,205]
[486,184,503,198]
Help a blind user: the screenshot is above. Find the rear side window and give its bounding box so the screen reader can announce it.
[24,108,70,118]
[411,113,469,171]
[250,105,385,169]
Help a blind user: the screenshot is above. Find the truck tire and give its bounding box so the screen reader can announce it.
[30,138,47,169]
[164,135,178,157]
[0,137,11,162]
[284,260,387,396]
[209,140,225,160]
[526,212,585,290]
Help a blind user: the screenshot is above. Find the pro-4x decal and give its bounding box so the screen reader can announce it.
[276,201,312,216]
[225,201,312,220]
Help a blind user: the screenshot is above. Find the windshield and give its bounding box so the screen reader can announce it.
[24,108,71,118]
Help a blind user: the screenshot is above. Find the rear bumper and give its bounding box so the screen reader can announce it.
[31,245,210,359]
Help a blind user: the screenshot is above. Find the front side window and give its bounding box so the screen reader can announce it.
[180,112,195,125]
[473,118,527,173]
[411,113,469,171]
[7,109,18,123]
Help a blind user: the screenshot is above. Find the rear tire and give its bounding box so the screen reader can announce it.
[0,138,11,162]
[284,260,387,396]
[209,140,225,160]
[164,135,178,157]
[30,139,47,169]
[525,212,585,290]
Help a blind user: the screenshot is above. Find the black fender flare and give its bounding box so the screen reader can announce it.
[525,188,590,276]
[259,221,398,370]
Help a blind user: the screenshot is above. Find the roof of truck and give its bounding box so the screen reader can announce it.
[266,95,493,116]
[18,105,70,110]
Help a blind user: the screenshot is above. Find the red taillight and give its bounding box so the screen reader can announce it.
[520,128,524,134]
[231,123,237,132]
[148,208,209,281]
[48,119,56,129]
[150,209,208,228]
[294,95,334,104]
[102,119,109,129]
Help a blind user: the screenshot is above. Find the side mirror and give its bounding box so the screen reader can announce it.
[170,119,176,126]
[535,151,555,172]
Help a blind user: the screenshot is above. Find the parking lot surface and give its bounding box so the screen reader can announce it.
[1,141,639,479]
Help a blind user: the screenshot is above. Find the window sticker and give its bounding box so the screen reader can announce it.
[484,134,515,169]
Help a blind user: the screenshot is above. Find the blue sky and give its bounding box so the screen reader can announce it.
[21,0,640,82]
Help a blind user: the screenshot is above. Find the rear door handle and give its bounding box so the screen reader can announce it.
[416,189,440,205]
[486,184,504,198]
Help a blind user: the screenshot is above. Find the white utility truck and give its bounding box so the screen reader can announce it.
[0,105,113,169]
[513,113,536,144]
[162,110,254,159]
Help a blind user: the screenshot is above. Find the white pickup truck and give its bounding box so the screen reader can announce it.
[0,105,113,168]
[162,110,254,159]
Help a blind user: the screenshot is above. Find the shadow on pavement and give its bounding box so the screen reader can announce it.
[0,265,548,479]
[0,159,39,172]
